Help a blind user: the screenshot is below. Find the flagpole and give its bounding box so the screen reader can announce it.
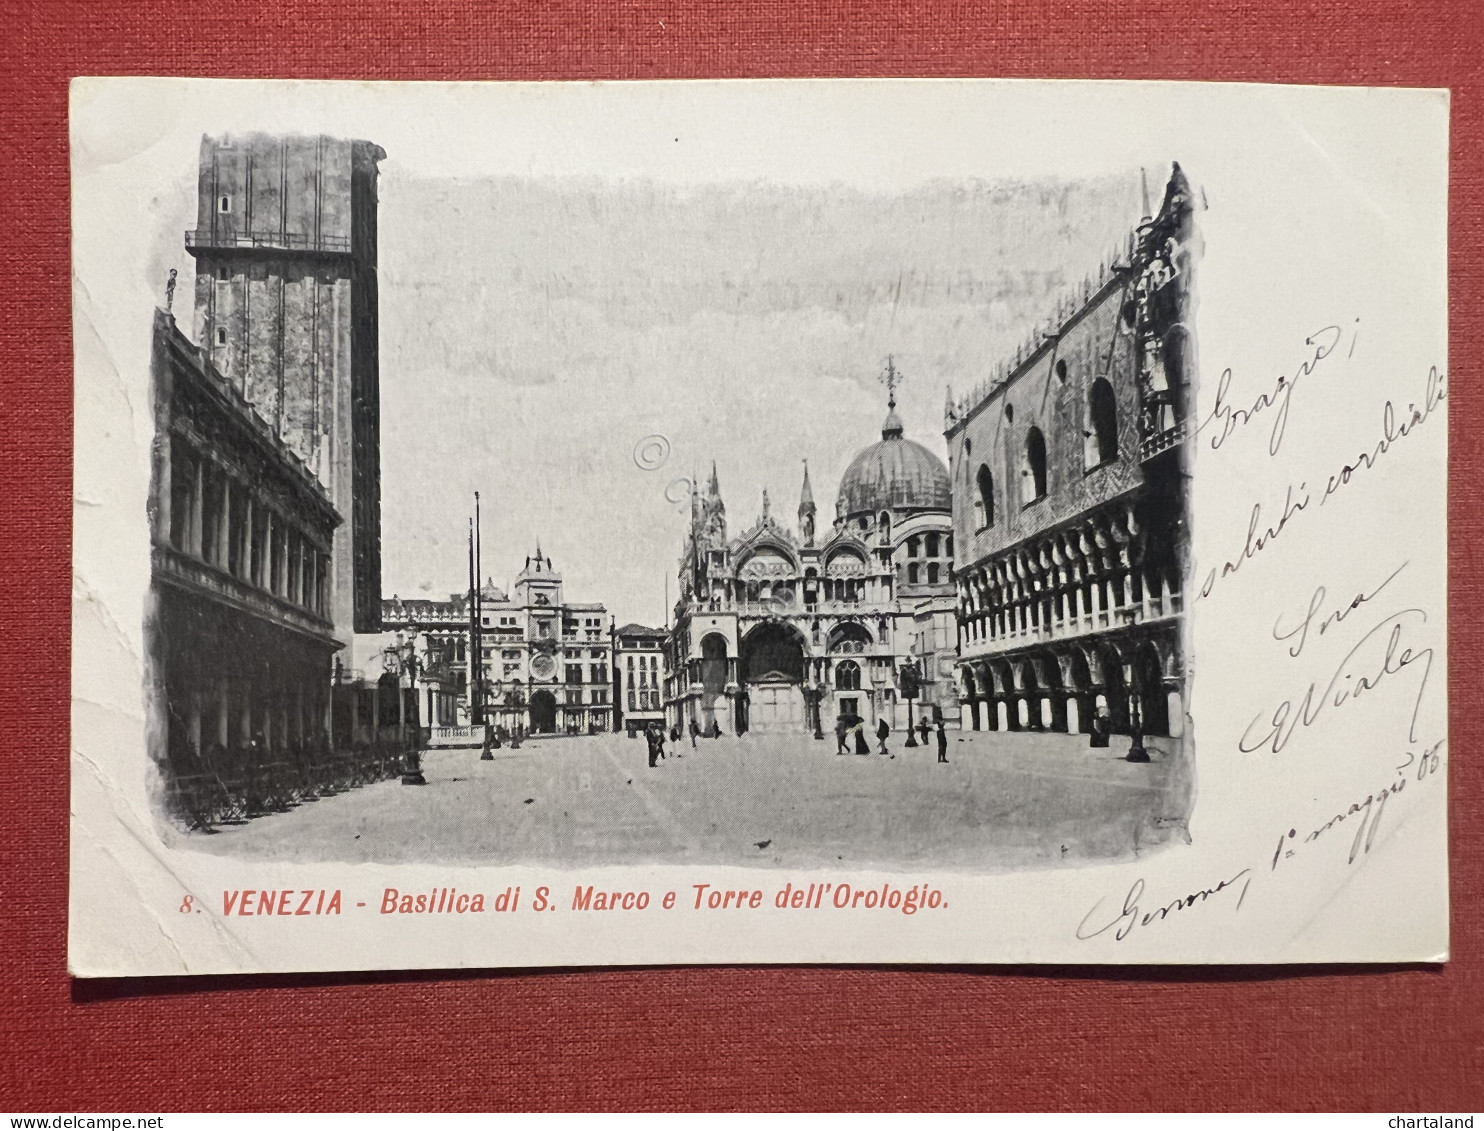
[467,516,477,726]
[474,491,483,725]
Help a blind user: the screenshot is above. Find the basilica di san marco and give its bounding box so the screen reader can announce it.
[664,379,960,741]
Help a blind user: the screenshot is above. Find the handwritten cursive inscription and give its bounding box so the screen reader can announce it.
[1200,323,1348,457]
[1241,609,1434,754]
[1193,365,1443,603]
[1197,484,1310,600]
[1320,366,1446,505]
[1077,869,1252,942]
[1271,561,1408,659]
[1272,739,1444,870]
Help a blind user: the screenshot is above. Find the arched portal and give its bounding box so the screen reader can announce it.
[699,633,729,735]
[1132,641,1170,736]
[827,621,872,655]
[529,690,557,734]
[740,622,807,733]
[1067,649,1094,734]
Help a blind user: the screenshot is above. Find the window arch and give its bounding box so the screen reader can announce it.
[1026,427,1048,501]
[835,660,861,691]
[975,465,994,530]
[1087,378,1118,467]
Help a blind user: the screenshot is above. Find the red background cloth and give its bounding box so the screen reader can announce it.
[2,0,1480,1111]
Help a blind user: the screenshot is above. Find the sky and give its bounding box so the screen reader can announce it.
[373,167,1144,624]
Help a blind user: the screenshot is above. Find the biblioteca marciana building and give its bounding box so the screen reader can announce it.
[146,132,395,824]
[666,376,958,738]
[381,549,612,737]
[945,165,1196,749]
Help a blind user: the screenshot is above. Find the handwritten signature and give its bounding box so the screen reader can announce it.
[1271,561,1408,659]
[1198,323,1349,457]
[1241,609,1434,754]
[1076,869,1252,942]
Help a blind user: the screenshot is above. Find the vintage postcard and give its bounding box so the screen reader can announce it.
[69,78,1449,976]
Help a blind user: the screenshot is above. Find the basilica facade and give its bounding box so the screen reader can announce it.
[666,386,957,737]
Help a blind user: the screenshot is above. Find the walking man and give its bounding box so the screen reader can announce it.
[689,718,700,749]
[645,725,659,768]
[935,717,949,763]
[877,715,891,757]
[835,715,848,756]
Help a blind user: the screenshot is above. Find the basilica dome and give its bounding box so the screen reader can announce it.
[836,403,952,519]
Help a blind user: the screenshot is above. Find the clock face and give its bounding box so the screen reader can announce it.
[530,653,556,680]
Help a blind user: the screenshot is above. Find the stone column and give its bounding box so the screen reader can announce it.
[190,458,204,558]
[217,472,231,566]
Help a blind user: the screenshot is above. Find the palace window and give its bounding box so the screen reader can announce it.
[1086,377,1119,467]
[908,563,921,584]
[907,536,920,558]
[1025,427,1048,502]
[926,533,940,557]
[975,465,994,530]
[928,563,941,584]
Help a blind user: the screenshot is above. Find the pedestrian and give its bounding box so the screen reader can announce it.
[918,717,930,746]
[645,726,658,768]
[835,715,848,755]
[689,718,699,749]
[711,719,722,739]
[1090,702,1111,748]
[935,717,949,763]
[877,715,891,757]
[655,724,667,761]
[853,718,870,756]
[480,721,494,761]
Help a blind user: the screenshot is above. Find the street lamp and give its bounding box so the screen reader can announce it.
[900,662,921,747]
[385,631,425,786]
[482,679,503,760]
[806,665,825,741]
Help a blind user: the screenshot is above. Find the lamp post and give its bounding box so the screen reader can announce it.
[806,664,825,740]
[482,679,503,760]
[1126,675,1150,762]
[900,662,921,747]
[386,631,425,786]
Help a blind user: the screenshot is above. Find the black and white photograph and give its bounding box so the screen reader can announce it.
[69,79,1448,974]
